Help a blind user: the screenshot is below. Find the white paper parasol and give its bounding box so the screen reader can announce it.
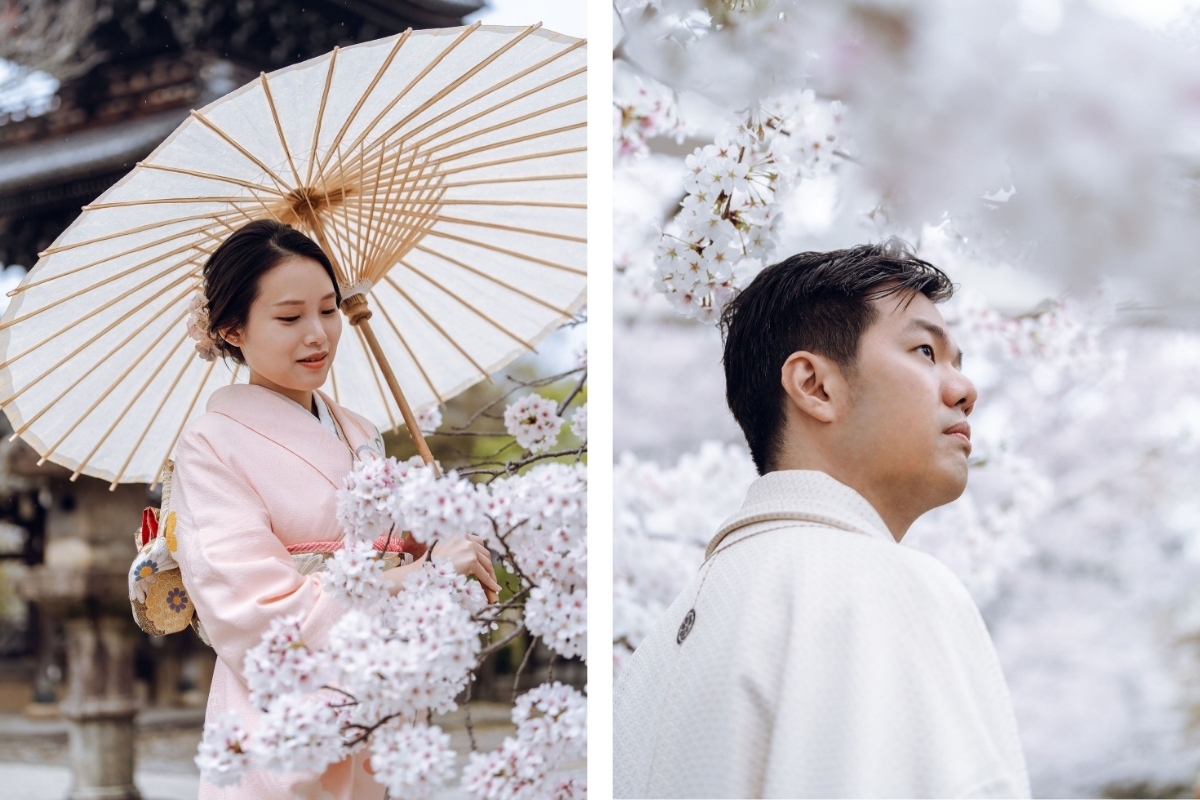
[0,22,586,486]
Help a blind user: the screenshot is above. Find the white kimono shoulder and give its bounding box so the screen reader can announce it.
[613,470,1030,799]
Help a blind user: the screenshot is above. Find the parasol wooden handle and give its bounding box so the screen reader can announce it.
[341,294,440,476]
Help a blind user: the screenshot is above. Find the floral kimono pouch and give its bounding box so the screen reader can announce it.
[128,462,195,637]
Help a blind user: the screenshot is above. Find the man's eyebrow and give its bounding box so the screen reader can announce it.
[908,318,964,368]
[272,292,337,307]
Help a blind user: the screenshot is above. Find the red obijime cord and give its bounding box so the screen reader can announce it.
[285,534,427,559]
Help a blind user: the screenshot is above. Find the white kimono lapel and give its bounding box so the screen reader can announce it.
[706,469,894,559]
[206,384,352,490]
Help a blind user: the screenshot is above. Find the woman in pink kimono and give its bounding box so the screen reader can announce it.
[170,220,501,800]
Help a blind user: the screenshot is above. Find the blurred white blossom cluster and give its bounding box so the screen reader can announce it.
[618,0,1200,320]
[652,92,844,322]
[613,442,757,672]
[614,77,687,160]
[463,681,588,800]
[197,383,587,797]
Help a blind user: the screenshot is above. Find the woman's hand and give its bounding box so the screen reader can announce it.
[431,534,501,604]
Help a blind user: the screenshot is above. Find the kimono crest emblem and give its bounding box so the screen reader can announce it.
[677,608,696,644]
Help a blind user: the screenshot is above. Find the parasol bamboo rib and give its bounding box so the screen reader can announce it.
[438,173,586,188]
[369,195,443,286]
[153,358,221,490]
[187,110,294,195]
[243,187,287,224]
[359,144,429,278]
[410,212,586,244]
[338,118,585,189]
[136,161,288,196]
[435,200,586,209]
[109,338,195,489]
[0,263,201,376]
[364,157,443,281]
[353,323,398,433]
[373,204,441,286]
[37,209,236,257]
[341,23,540,164]
[413,243,576,316]
[399,258,536,351]
[0,285,198,386]
[41,307,190,468]
[434,146,587,178]
[258,72,303,187]
[15,221,221,294]
[7,282,195,431]
[312,155,356,267]
[305,46,339,188]
[294,200,348,286]
[328,145,362,275]
[377,42,585,152]
[261,68,346,265]
[314,29,415,178]
[329,359,341,405]
[354,130,585,190]
[365,143,416,277]
[360,134,391,274]
[0,244,202,333]
[371,292,443,407]
[424,229,584,274]
[364,146,431,263]
[341,294,438,473]
[417,121,588,169]
[344,141,377,279]
[77,332,190,481]
[409,95,585,157]
[84,195,271,209]
[382,273,491,381]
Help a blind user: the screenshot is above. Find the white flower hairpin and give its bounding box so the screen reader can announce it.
[186,290,219,362]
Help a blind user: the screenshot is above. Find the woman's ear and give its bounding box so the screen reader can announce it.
[780,350,846,424]
[220,325,241,347]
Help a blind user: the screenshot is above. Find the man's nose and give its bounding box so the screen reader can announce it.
[947,370,978,414]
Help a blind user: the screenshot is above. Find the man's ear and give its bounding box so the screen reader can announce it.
[780,351,844,424]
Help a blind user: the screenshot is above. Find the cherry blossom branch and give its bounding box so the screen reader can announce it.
[556,370,588,417]
[513,635,539,703]
[459,446,588,480]
[454,367,585,431]
[478,622,529,660]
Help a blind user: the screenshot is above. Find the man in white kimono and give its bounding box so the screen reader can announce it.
[613,240,1031,799]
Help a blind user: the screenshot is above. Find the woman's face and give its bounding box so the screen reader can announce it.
[224,256,342,398]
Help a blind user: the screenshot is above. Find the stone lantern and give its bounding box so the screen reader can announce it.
[9,435,148,800]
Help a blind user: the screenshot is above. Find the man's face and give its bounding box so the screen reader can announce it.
[834,290,977,514]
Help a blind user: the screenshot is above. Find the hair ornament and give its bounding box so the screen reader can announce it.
[186,289,219,362]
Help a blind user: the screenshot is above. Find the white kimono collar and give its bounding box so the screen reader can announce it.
[706,469,894,560]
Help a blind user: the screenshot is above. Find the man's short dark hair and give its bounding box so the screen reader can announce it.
[719,238,954,474]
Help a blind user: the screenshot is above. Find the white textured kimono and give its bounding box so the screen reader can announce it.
[613,470,1030,799]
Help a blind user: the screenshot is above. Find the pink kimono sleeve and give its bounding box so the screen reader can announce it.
[170,426,344,688]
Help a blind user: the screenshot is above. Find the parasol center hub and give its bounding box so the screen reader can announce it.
[287,186,343,219]
[340,293,373,326]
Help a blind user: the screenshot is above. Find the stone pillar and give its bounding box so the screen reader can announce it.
[21,567,143,800]
[60,615,141,800]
